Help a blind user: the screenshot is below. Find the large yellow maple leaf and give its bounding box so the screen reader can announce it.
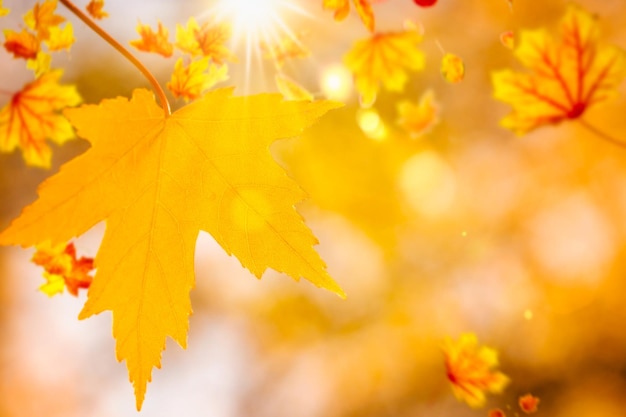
[0,88,343,409]
[492,5,626,134]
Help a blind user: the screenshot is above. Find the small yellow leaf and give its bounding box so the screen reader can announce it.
[344,28,425,107]
[166,58,229,101]
[175,17,236,64]
[24,0,65,40]
[86,0,108,19]
[443,333,510,408]
[260,33,309,68]
[441,52,465,83]
[323,0,375,32]
[26,51,52,77]
[45,23,74,51]
[323,0,350,21]
[0,70,82,167]
[396,89,439,138]
[0,0,9,17]
[130,20,173,57]
[275,73,314,101]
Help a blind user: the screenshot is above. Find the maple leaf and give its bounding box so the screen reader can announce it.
[129,20,173,58]
[0,88,343,409]
[32,241,94,296]
[396,89,439,138]
[260,34,309,68]
[344,28,425,107]
[3,29,40,59]
[0,70,81,167]
[492,5,626,135]
[441,52,465,83]
[166,57,228,101]
[518,393,540,414]
[175,17,236,64]
[275,73,314,102]
[500,31,515,50]
[24,0,65,40]
[45,23,74,52]
[26,51,52,78]
[0,0,9,17]
[323,0,375,32]
[488,409,507,417]
[443,333,509,408]
[86,0,108,20]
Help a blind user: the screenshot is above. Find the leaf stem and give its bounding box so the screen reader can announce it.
[579,119,626,150]
[59,0,171,117]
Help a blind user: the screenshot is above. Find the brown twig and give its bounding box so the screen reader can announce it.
[59,0,171,117]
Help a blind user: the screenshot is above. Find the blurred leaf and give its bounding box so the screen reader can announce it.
[492,4,626,134]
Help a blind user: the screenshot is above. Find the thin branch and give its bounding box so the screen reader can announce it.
[579,119,626,150]
[59,0,171,117]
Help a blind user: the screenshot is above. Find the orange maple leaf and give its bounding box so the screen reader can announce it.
[344,28,425,107]
[443,333,510,408]
[24,0,65,40]
[175,17,236,64]
[0,70,82,167]
[488,409,507,417]
[86,0,108,20]
[32,241,94,297]
[129,20,173,57]
[492,5,626,134]
[396,89,439,138]
[3,29,40,59]
[323,0,375,32]
[0,88,343,409]
[518,393,540,414]
[166,58,228,101]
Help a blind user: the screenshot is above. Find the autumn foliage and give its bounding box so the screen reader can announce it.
[1,0,626,414]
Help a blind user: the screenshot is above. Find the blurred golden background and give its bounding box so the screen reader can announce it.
[3,0,626,416]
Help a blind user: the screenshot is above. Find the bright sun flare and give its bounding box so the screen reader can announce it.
[213,0,303,43]
[210,0,310,90]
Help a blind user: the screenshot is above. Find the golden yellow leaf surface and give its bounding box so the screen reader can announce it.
[0,88,343,409]
[492,5,626,134]
[0,70,81,167]
[344,29,424,107]
[443,333,509,408]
